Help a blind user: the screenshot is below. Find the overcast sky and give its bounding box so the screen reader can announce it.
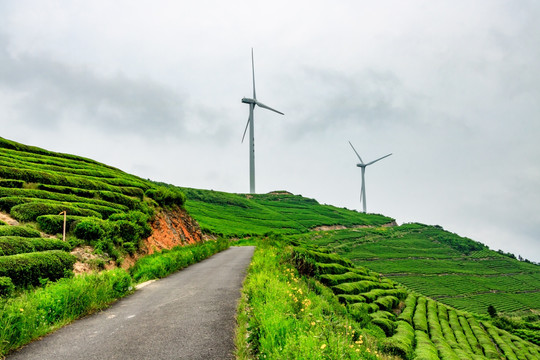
[1,1,539,262]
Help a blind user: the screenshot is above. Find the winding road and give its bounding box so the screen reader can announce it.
[8,246,255,360]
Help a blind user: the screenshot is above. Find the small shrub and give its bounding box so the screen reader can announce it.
[384,320,415,359]
[0,226,41,238]
[0,237,70,256]
[0,276,14,297]
[10,202,101,222]
[73,218,105,241]
[0,250,76,286]
[0,179,24,188]
[144,186,186,207]
[36,215,86,234]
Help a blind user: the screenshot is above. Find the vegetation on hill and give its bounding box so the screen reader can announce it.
[296,223,540,318]
[179,187,394,237]
[236,236,540,359]
[0,136,186,281]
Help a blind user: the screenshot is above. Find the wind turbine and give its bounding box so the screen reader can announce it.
[241,48,284,194]
[349,141,392,213]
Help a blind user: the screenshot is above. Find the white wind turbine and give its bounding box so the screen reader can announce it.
[241,48,284,194]
[349,141,392,213]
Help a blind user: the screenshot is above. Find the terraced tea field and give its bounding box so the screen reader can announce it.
[0,136,184,290]
[287,242,540,359]
[301,224,540,316]
[179,187,394,237]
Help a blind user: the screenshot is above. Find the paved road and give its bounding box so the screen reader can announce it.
[9,246,255,360]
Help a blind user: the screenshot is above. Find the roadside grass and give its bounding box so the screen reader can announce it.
[0,269,132,356]
[130,238,230,283]
[235,238,396,360]
[0,239,230,357]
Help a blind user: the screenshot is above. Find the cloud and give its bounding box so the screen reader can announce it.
[0,33,194,138]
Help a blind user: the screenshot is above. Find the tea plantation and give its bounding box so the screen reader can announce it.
[0,136,185,292]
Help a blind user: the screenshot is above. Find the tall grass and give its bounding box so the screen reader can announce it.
[235,240,397,359]
[0,269,132,356]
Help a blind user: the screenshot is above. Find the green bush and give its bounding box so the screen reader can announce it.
[10,202,101,222]
[0,276,14,297]
[374,295,400,311]
[413,297,428,332]
[414,330,439,360]
[0,237,70,255]
[0,250,76,286]
[36,214,86,234]
[144,186,186,207]
[0,226,41,238]
[384,320,415,359]
[73,218,106,241]
[0,179,24,188]
[348,302,379,313]
[397,293,417,325]
[361,288,407,302]
[370,315,396,336]
[332,280,385,295]
[337,294,366,304]
[318,272,378,286]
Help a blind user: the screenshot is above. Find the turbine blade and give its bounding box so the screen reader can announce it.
[255,101,284,115]
[366,153,392,166]
[251,48,256,100]
[348,141,364,164]
[241,109,252,143]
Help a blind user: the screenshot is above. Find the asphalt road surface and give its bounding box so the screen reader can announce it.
[8,246,255,360]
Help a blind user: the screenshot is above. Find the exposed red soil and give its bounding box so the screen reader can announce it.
[140,207,203,255]
[72,206,204,273]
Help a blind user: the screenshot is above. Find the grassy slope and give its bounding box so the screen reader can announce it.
[179,187,394,237]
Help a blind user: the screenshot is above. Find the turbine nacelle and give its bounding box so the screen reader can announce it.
[242,98,256,105]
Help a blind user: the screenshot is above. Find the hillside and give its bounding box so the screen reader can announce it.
[178,187,394,237]
[295,224,540,317]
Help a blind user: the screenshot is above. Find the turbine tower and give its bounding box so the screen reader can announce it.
[349,141,392,213]
[241,48,284,194]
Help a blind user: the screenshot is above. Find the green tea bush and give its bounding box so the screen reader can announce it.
[36,214,86,234]
[413,297,428,332]
[0,226,41,238]
[383,320,415,359]
[0,197,26,212]
[467,315,500,358]
[0,276,14,297]
[458,315,483,355]
[414,330,439,360]
[73,217,106,241]
[332,281,383,295]
[361,288,407,302]
[338,294,366,304]
[348,302,379,313]
[10,202,101,222]
[144,186,185,207]
[314,262,351,275]
[0,237,70,255]
[318,272,378,286]
[0,179,24,188]
[397,293,417,324]
[374,295,400,311]
[447,310,474,354]
[370,314,396,336]
[0,250,76,286]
